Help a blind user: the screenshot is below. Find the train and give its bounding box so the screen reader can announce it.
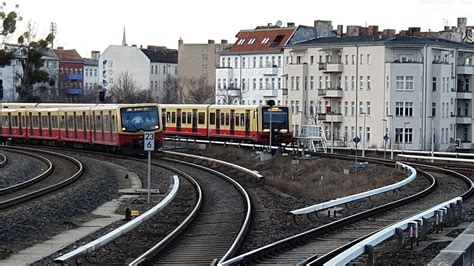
[0,103,292,154]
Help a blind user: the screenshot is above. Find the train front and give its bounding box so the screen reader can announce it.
[261,106,292,145]
[118,105,163,154]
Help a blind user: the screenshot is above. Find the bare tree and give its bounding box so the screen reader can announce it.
[77,85,101,103]
[108,71,153,103]
[183,77,214,104]
[215,80,249,105]
[162,76,183,104]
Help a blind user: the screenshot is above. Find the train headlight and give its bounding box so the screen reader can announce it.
[280,129,288,133]
[122,127,126,131]
[154,125,159,129]
[263,128,270,132]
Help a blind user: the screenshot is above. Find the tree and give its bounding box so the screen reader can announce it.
[183,77,214,104]
[108,71,153,103]
[78,85,102,103]
[0,4,55,102]
[162,76,183,104]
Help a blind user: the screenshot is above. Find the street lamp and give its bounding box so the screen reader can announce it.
[386,114,394,160]
[403,121,410,151]
[331,111,334,153]
[428,116,434,162]
[382,118,387,159]
[361,112,367,157]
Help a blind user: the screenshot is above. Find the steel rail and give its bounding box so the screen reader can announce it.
[0,152,7,167]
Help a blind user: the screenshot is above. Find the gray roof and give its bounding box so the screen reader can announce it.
[287,35,474,50]
[141,48,178,63]
[84,58,98,66]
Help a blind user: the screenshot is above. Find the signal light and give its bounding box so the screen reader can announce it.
[99,90,105,102]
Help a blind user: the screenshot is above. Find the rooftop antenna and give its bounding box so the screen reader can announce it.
[50,22,57,49]
[276,20,282,27]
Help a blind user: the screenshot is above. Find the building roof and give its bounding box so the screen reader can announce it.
[287,35,474,50]
[83,58,98,66]
[53,49,84,62]
[226,27,296,54]
[140,47,178,64]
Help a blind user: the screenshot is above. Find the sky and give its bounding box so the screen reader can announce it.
[8,0,474,58]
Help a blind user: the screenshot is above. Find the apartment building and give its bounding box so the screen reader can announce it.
[83,51,100,92]
[53,48,85,101]
[284,33,474,151]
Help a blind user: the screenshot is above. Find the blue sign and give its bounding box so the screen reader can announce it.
[353,136,361,143]
[383,134,390,142]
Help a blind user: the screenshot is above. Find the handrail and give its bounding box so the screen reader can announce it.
[163,150,264,180]
[289,162,416,216]
[325,197,463,265]
[54,175,180,264]
[398,154,474,163]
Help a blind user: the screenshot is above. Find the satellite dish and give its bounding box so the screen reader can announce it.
[276,20,283,27]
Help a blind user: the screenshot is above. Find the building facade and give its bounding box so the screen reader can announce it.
[83,58,99,92]
[99,45,178,102]
[284,35,474,151]
[53,48,84,101]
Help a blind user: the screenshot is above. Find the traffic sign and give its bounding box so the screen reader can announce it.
[383,134,390,142]
[144,131,155,151]
[353,136,361,143]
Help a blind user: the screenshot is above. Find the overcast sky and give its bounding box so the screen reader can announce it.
[9,0,474,58]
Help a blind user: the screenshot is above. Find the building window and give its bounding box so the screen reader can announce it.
[310,56,314,65]
[405,76,414,90]
[253,78,256,90]
[367,54,371,65]
[396,76,404,90]
[351,55,355,65]
[351,76,355,90]
[272,78,275,89]
[351,101,355,116]
[367,76,371,90]
[386,76,389,90]
[234,58,238,68]
[310,101,314,115]
[325,76,329,89]
[242,57,246,68]
[278,56,282,67]
[359,101,364,114]
[338,76,342,88]
[344,76,348,91]
[432,77,437,92]
[310,76,314,90]
[296,101,300,113]
[367,101,371,115]
[227,58,230,67]
[252,57,256,68]
[432,102,436,117]
[259,57,263,67]
[259,78,263,89]
[385,101,389,116]
[405,102,413,116]
[405,128,413,143]
[344,101,348,116]
[366,127,371,141]
[296,76,300,90]
[221,58,225,67]
[319,76,322,89]
[218,79,221,89]
[278,78,281,89]
[242,78,246,90]
[345,55,348,65]
[359,76,363,90]
[360,54,363,65]
[223,79,227,89]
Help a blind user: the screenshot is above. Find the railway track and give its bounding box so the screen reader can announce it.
[222,152,472,265]
[0,152,7,167]
[131,157,251,265]
[0,146,83,210]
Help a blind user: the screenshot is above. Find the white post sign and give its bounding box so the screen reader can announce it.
[144,131,155,203]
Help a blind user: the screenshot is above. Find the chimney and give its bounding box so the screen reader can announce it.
[444,25,450,31]
[337,25,343,36]
[221,39,228,44]
[57,46,63,50]
[178,38,183,46]
[457,17,467,33]
[208,39,215,44]
[131,44,137,47]
[287,22,295,28]
[346,26,360,36]
[383,29,396,37]
[368,25,378,36]
[359,27,369,36]
[408,27,421,36]
[91,51,100,60]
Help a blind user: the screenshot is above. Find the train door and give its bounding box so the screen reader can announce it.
[47,112,52,137]
[245,110,250,137]
[161,109,167,130]
[108,111,113,142]
[176,109,182,132]
[92,111,96,141]
[101,111,105,141]
[39,112,43,136]
[230,110,235,135]
[215,109,220,134]
[111,112,116,142]
[65,112,69,138]
[18,113,23,136]
[28,112,33,136]
[7,113,12,135]
[82,112,87,140]
[192,109,197,133]
[73,112,78,139]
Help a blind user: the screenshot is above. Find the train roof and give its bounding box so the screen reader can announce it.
[159,104,211,108]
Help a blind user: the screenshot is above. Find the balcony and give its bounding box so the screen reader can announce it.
[456,91,472,99]
[459,141,472,150]
[457,65,474,75]
[66,73,83,80]
[263,65,278,76]
[318,88,343,98]
[261,89,277,97]
[318,62,343,72]
[317,113,343,123]
[455,116,472,124]
[65,88,82,95]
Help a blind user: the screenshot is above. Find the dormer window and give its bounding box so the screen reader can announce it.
[261,37,270,44]
[247,38,256,45]
[237,39,246,45]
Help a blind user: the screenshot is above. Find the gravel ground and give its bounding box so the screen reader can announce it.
[0,150,47,188]
[0,154,124,260]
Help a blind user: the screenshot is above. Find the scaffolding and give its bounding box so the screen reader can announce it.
[295,124,328,153]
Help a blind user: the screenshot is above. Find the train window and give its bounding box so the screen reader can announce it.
[12,116,18,127]
[171,112,176,123]
[77,115,83,130]
[236,113,240,126]
[85,115,90,130]
[182,112,187,124]
[96,115,102,131]
[60,115,65,129]
[51,116,58,128]
[104,115,110,132]
[112,115,116,132]
[33,115,39,128]
[225,113,229,126]
[2,116,7,127]
[41,115,48,129]
[241,114,245,126]
[187,112,192,124]
[209,113,215,125]
[166,112,171,123]
[67,115,74,130]
[220,113,225,126]
[198,112,205,124]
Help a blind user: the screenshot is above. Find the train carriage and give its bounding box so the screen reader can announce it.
[207,105,259,142]
[25,107,60,142]
[257,105,292,145]
[161,104,208,137]
[0,108,27,140]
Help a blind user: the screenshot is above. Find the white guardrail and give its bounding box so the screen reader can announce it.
[398,154,474,163]
[290,162,416,216]
[53,175,180,263]
[163,150,264,180]
[325,197,463,265]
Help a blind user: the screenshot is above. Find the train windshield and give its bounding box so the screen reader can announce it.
[262,107,289,130]
[120,106,159,132]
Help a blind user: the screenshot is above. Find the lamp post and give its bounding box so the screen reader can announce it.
[361,112,366,157]
[386,114,394,160]
[267,100,275,154]
[331,111,334,153]
[382,118,387,159]
[429,116,434,162]
[403,121,410,151]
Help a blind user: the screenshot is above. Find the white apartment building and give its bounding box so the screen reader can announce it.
[216,24,319,106]
[284,35,474,151]
[99,45,178,102]
[83,58,99,91]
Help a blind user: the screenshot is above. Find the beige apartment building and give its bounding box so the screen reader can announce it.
[178,39,231,102]
[284,34,474,151]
